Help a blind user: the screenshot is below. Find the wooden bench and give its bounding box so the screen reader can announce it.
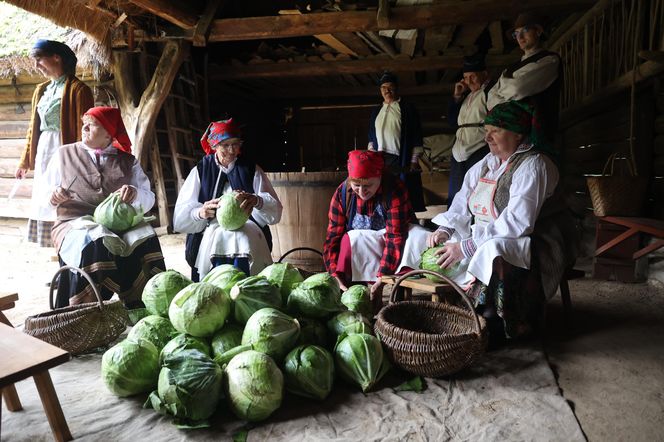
[382,269,582,320]
[595,216,664,260]
[0,322,72,441]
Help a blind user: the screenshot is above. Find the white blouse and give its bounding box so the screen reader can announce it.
[173,158,282,234]
[42,142,154,212]
[432,146,559,258]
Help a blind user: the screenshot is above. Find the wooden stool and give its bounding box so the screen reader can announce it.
[0,322,72,441]
[380,275,451,302]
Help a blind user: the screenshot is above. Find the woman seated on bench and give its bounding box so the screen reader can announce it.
[427,100,578,343]
[323,150,429,310]
[43,106,165,308]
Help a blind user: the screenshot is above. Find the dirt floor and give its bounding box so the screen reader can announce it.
[1,218,663,441]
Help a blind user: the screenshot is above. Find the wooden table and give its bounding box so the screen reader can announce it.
[595,216,664,260]
[0,322,72,441]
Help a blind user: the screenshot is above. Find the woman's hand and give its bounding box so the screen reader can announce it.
[198,198,219,219]
[50,187,72,206]
[333,275,348,292]
[427,230,449,248]
[434,242,463,269]
[369,280,384,314]
[234,191,259,215]
[453,80,469,101]
[15,168,27,179]
[116,185,137,203]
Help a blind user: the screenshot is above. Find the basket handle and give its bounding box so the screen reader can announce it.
[387,269,483,337]
[49,265,105,311]
[277,247,323,263]
[601,153,635,177]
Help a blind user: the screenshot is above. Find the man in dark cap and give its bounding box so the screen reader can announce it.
[367,71,426,212]
[487,12,562,153]
[447,54,492,205]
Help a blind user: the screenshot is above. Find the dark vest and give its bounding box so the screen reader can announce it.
[503,50,563,145]
[184,155,272,269]
[52,143,134,250]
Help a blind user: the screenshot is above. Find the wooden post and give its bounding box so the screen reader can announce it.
[149,139,170,228]
[113,41,189,164]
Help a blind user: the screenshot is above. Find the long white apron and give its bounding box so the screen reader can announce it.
[195,220,272,279]
[464,176,531,286]
[347,224,430,281]
[29,130,60,221]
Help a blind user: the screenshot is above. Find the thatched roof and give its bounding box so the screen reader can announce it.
[0,1,111,78]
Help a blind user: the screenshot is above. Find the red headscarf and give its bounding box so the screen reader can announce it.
[84,107,132,154]
[347,150,384,179]
[200,119,242,155]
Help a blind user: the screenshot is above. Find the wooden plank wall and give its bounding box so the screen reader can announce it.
[560,81,661,257]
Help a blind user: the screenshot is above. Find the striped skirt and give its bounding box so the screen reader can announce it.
[54,236,166,309]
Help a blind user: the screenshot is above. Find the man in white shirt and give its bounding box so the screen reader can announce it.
[447,54,491,205]
[487,12,562,154]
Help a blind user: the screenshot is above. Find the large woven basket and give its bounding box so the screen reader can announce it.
[586,153,648,217]
[374,269,487,378]
[24,265,129,354]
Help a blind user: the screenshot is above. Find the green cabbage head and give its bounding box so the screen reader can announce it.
[168,282,231,337]
[287,272,344,319]
[147,349,223,427]
[327,311,373,337]
[341,285,372,317]
[283,345,334,400]
[230,275,282,324]
[101,338,160,397]
[258,263,304,304]
[224,350,283,422]
[216,193,249,231]
[211,323,247,365]
[334,333,390,393]
[142,270,192,317]
[94,192,145,233]
[420,246,463,282]
[202,264,246,296]
[159,333,211,365]
[241,308,300,362]
[127,314,178,351]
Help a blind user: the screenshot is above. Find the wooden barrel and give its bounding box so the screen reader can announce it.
[266,171,347,273]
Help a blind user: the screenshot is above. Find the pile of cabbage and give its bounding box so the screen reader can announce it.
[101,263,390,429]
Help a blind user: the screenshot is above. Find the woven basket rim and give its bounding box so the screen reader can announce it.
[24,298,124,322]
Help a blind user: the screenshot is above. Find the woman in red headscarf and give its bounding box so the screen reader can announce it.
[42,106,165,308]
[323,150,429,310]
[173,119,282,281]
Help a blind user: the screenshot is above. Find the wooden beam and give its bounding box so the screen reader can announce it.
[377,0,390,29]
[561,60,664,127]
[251,82,454,99]
[129,0,198,29]
[333,32,373,57]
[279,10,358,57]
[210,54,519,79]
[207,0,594,42]
[192,0,223,47]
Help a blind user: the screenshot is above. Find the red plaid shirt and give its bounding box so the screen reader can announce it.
[323,178,413,279]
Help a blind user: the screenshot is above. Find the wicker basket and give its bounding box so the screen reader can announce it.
[374,269,487,378]
[24,265,129,354]
[586,153,648,217]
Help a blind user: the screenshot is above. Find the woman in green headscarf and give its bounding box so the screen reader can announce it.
[425,100,577,346]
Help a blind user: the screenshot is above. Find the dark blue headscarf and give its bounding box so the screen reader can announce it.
[31,39,77,75]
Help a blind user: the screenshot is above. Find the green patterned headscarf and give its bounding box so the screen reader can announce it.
[484,100,558,163]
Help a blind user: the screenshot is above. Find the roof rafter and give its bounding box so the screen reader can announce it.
[207,0,595,42]
[211,54,520,79]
